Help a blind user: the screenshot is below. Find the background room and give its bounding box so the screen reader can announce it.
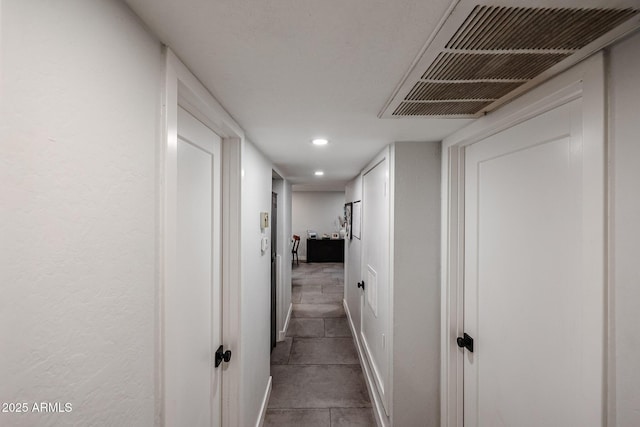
[291,191,346,262]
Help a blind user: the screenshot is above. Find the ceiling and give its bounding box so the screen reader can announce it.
[124,0,473,189]
[124,0,638,189]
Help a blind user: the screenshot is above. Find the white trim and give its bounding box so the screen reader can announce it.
[161,48,244,427]
[344,300,386,427]
[440,53,606,427]
[221,136,242,427]
[387,145,395,420]
[161,48,180,427]
[378,0,462,118]
[605,48,616,427]
[278,303,293,342]
[171,52,244,140]
[276,253,283,341]
[156,46,173,427]
[255,376,272,427]
[360,331,386,400]
[440,144,465,427]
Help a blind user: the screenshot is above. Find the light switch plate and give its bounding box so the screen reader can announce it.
[260,212,269,229]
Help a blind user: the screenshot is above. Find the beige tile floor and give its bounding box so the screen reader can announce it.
[266,262,375,426]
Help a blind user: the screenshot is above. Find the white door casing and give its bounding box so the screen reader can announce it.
[361,156,392,415]
[164,107,222,427]
[162,49,245,427]
[441,54,606,427]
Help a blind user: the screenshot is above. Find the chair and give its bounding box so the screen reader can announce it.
[291,235,300,266]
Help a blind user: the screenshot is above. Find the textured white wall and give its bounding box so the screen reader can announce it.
[240,141,273,425]
[292,191,345,259]
[608,32,640,427]
[391,142,441,426]
[0,0,162,425]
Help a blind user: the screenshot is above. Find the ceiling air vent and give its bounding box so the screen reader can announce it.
[381,1,639,118]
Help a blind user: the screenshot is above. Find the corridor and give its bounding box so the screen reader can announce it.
[265,263,375,426]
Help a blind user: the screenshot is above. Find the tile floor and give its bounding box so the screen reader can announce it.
[266,262,376,427]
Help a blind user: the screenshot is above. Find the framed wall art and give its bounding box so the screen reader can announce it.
[352,200,361,240]
[344,202,352,239]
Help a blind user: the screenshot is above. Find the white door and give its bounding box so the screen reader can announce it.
[361,157,391,414]
[463,99,604,426]
[165,107,222,427]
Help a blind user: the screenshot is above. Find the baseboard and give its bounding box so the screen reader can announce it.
[278,303,293,341]
[255,376,272,427]
[343,299,388,427]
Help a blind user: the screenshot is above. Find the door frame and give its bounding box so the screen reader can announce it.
[270,191,277,351]
[440,53,607,427]
[158,48,244,427]
[359,146,394,420]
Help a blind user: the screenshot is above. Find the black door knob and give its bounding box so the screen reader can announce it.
[456,333,474,352]
[357,281,365,290]
[215,345,232,367]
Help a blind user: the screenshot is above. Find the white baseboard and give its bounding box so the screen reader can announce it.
[343,299,388,427]
[256,376,272,427]
[278,303,293,341]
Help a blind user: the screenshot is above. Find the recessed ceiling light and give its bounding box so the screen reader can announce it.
[312,138,328,146]
[314,171,324,176]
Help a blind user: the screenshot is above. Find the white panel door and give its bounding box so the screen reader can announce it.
[165,107,222,427]
[463,99,604,427]
[361,157,391,414]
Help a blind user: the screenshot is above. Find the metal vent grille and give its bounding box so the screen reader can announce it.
[421,52,571,81]
[405,81,523,101]
[446,6,638,50]
[394,101,492,116]
[391,5,638,117]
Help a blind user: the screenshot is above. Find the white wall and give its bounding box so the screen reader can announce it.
[240,141,273,426]
[608,31,640,427]
[292,191,345,259]
[345,143,441,426]
[273,177,293,337]
[391,141,441,426]
[0,0,162,425]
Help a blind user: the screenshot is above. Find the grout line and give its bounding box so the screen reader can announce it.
[286,337,294,364]
[273,363,362,366]
[267,405,373,410]
[285,363,361,366]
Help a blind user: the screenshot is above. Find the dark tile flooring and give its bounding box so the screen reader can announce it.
[266,262,375,427]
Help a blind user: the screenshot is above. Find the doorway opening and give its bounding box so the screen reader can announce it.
[271,189,278,351]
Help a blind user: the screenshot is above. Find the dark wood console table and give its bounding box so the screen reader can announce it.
[306,238,344,263]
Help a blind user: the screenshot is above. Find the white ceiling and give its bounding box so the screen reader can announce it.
[125,0,475,187]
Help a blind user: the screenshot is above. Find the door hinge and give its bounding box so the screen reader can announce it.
[456,333,474,353]
[215,345,232,368]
